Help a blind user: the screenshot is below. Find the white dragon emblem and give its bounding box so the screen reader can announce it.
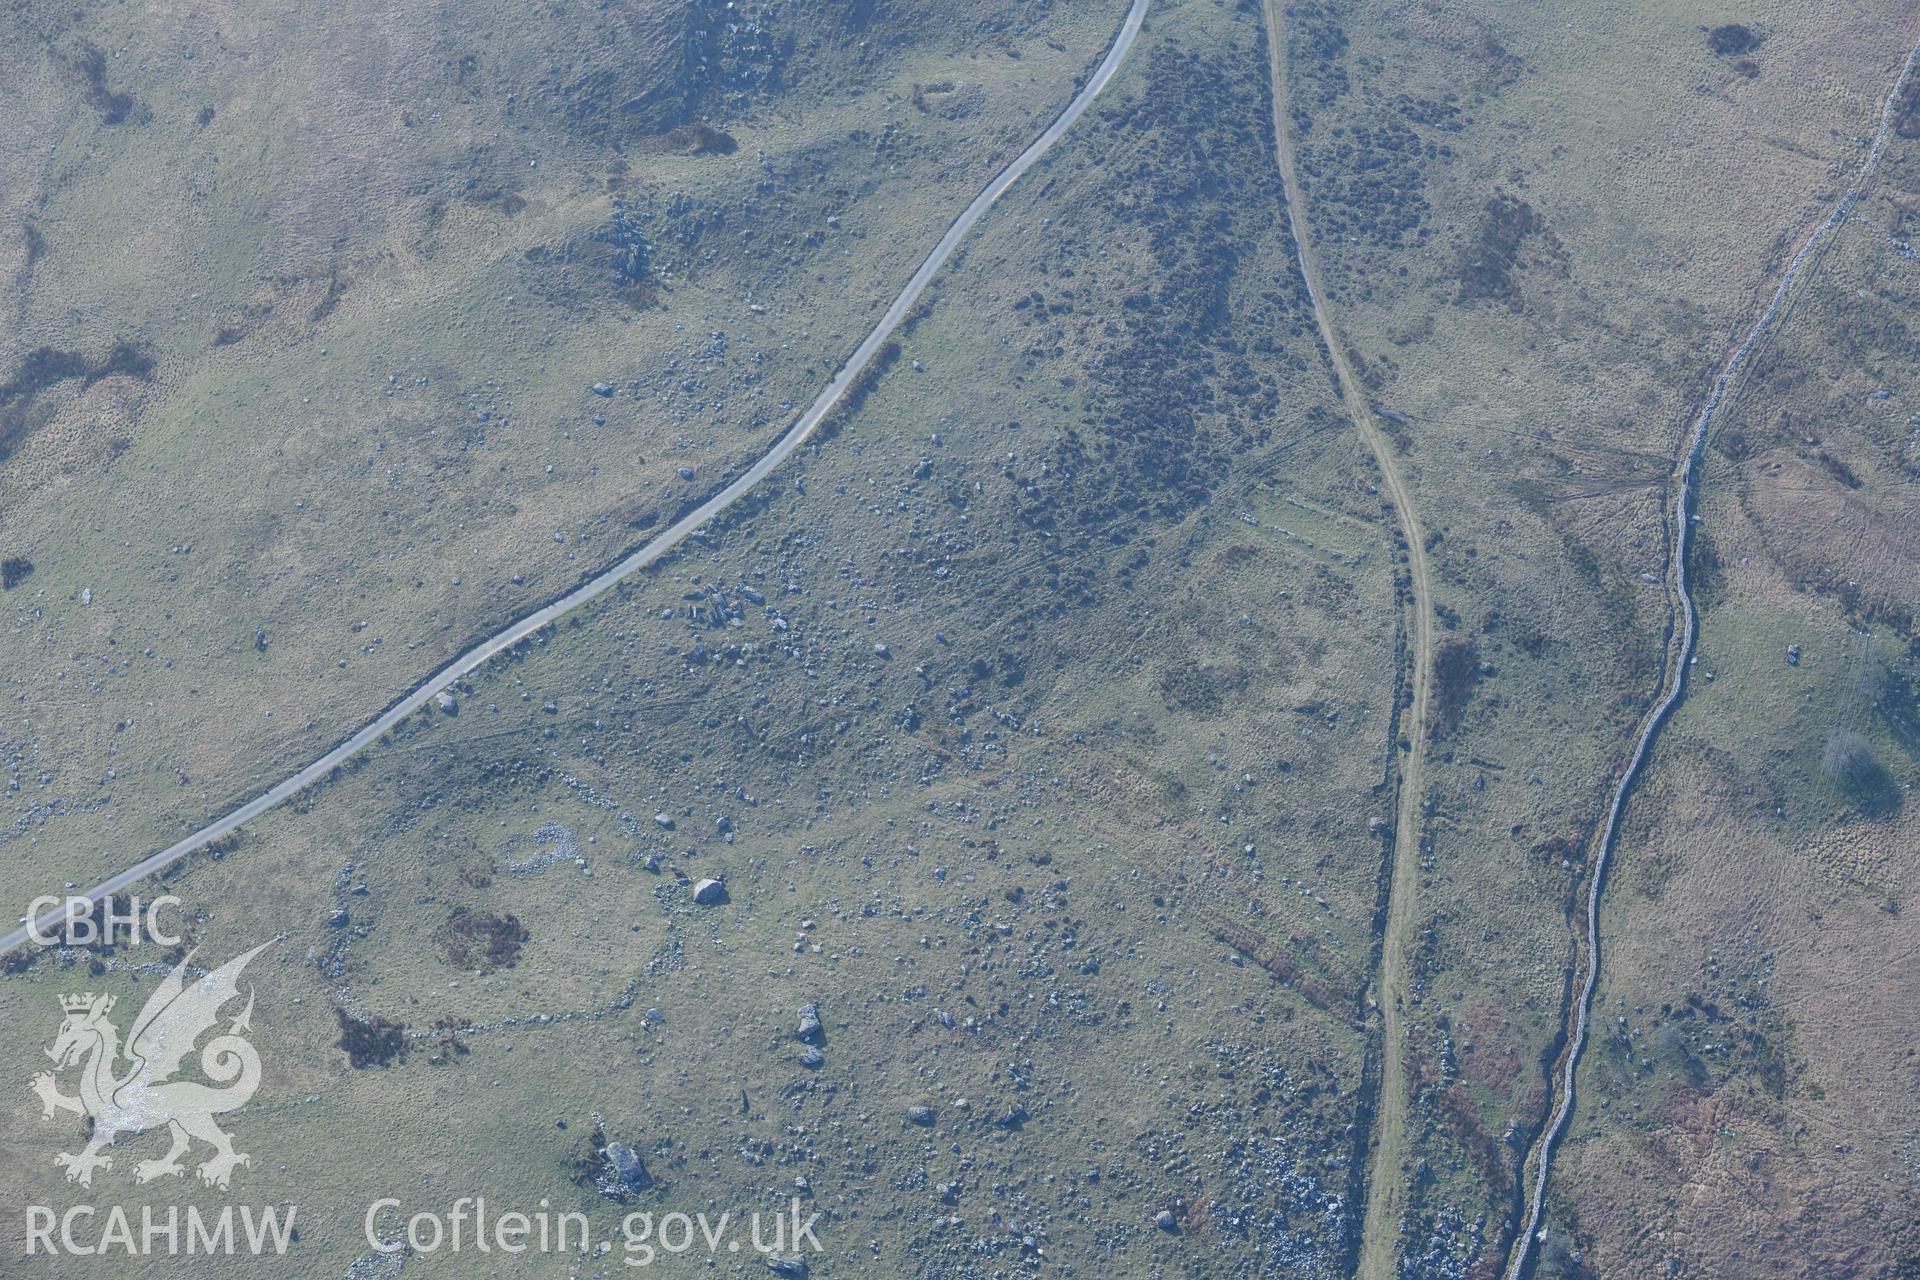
[30,941,270,1189]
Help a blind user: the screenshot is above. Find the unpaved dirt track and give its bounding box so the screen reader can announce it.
[1499,31,1920,1280]
[1258,5,1437,1277]
[1,0,1152,958]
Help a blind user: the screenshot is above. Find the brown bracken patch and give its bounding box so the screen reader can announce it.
[336,1009,407,1068]
[435,909,530,971]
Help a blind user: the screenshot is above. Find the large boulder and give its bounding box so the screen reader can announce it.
[598,1142,651,1199]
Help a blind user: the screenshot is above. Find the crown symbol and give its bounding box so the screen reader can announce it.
[60,993,106,1014]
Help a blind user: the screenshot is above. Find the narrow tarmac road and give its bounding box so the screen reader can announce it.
[2,0,1152,958]
[1501,30,1920,1280]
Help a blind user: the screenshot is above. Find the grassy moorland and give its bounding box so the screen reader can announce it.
[0,0,1128,912]
[3,2,1914,1277]
[1273,0,1914,1273]
[3,2,1408,1276]
[1545,99,1920,1279]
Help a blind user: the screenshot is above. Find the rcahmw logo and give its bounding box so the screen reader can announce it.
[27,1204,296,1259]
[24,940,298,1258]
